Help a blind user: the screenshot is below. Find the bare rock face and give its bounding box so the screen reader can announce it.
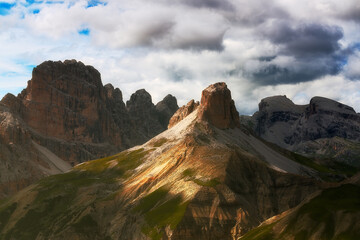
[126,89,167,143]
[18,60,121,145]
[198,82,240,129]
[252,95,360,166]
[252,95,306,147]
[296,97,360,142]
[168,99,199,128]
[253,95,360,145]
[0,60,178,197]
[156,94,179,128]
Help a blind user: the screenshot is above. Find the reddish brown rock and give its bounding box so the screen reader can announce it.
[0,60,178,198]
[6,60,178,162]
[168,99,199,128]
[18,60,120,144]
[197,82,240,129]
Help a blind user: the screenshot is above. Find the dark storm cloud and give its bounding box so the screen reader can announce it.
[107,2,228,51]
[330,1,360,22]
[179,0,235,11]
[132,21,175,47]
[172,30,226,51]
[245,56,344,85]
[338,8,360,22]
[154,0,235,11]
[264,22,343,57]
[239,22,347,85]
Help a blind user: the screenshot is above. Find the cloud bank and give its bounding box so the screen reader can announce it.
[0,0,359,114]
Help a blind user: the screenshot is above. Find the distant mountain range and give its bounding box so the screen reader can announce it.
[0,60,359,239]
[248,95,360,168]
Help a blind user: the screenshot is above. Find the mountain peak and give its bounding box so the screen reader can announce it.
[198,82,240,129]
[156,94,179,127]
[259,95,305,114]
[31,60,102,88]
[308,96,356,115]
[126,89,152,109]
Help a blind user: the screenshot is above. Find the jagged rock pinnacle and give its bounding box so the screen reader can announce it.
[197,82,240,129]
[168,99,199,128]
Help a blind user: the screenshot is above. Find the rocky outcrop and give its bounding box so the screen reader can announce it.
[168,99,199,128]
[17,60,123,146]
[198,82,240,129]
[126,89,175,143]
[291,97,360,142]
[0,102,72,198]
[0,60,178,198]
[251,95,360,166]
[252,95,307,147]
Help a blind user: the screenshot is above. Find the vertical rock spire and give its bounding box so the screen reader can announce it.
[197,82,240,129]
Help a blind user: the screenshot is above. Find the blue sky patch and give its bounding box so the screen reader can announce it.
[0,2,16,16]
[13,60,36,71]
[46,1,64,4]
[32,9,40,14]
[0,87,24,98]
[26,64,36,71]
[87,0,107,8]
[78,28,90,36]
[353,42,360,51]
[24,0,44,7]
[26,0,42,4]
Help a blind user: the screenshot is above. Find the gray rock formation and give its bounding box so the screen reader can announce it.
[251,95,360,166]
[156,94,179,128]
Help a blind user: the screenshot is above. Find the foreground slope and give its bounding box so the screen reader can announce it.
[0,60,178,198]
[0,83,325,239]
[240,175,360,240]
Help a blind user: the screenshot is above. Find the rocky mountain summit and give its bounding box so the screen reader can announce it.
[0,82,333,240]
[197,82,240,129]
[0,60,178,198]
[251,95,360,167]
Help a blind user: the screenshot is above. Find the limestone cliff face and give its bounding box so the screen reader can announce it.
[198,82,240,129]
[18,60,122,145]
[0,60,178,198]
[251,95,360,166]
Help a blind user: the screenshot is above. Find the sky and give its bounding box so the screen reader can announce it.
[0,0,359,115]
